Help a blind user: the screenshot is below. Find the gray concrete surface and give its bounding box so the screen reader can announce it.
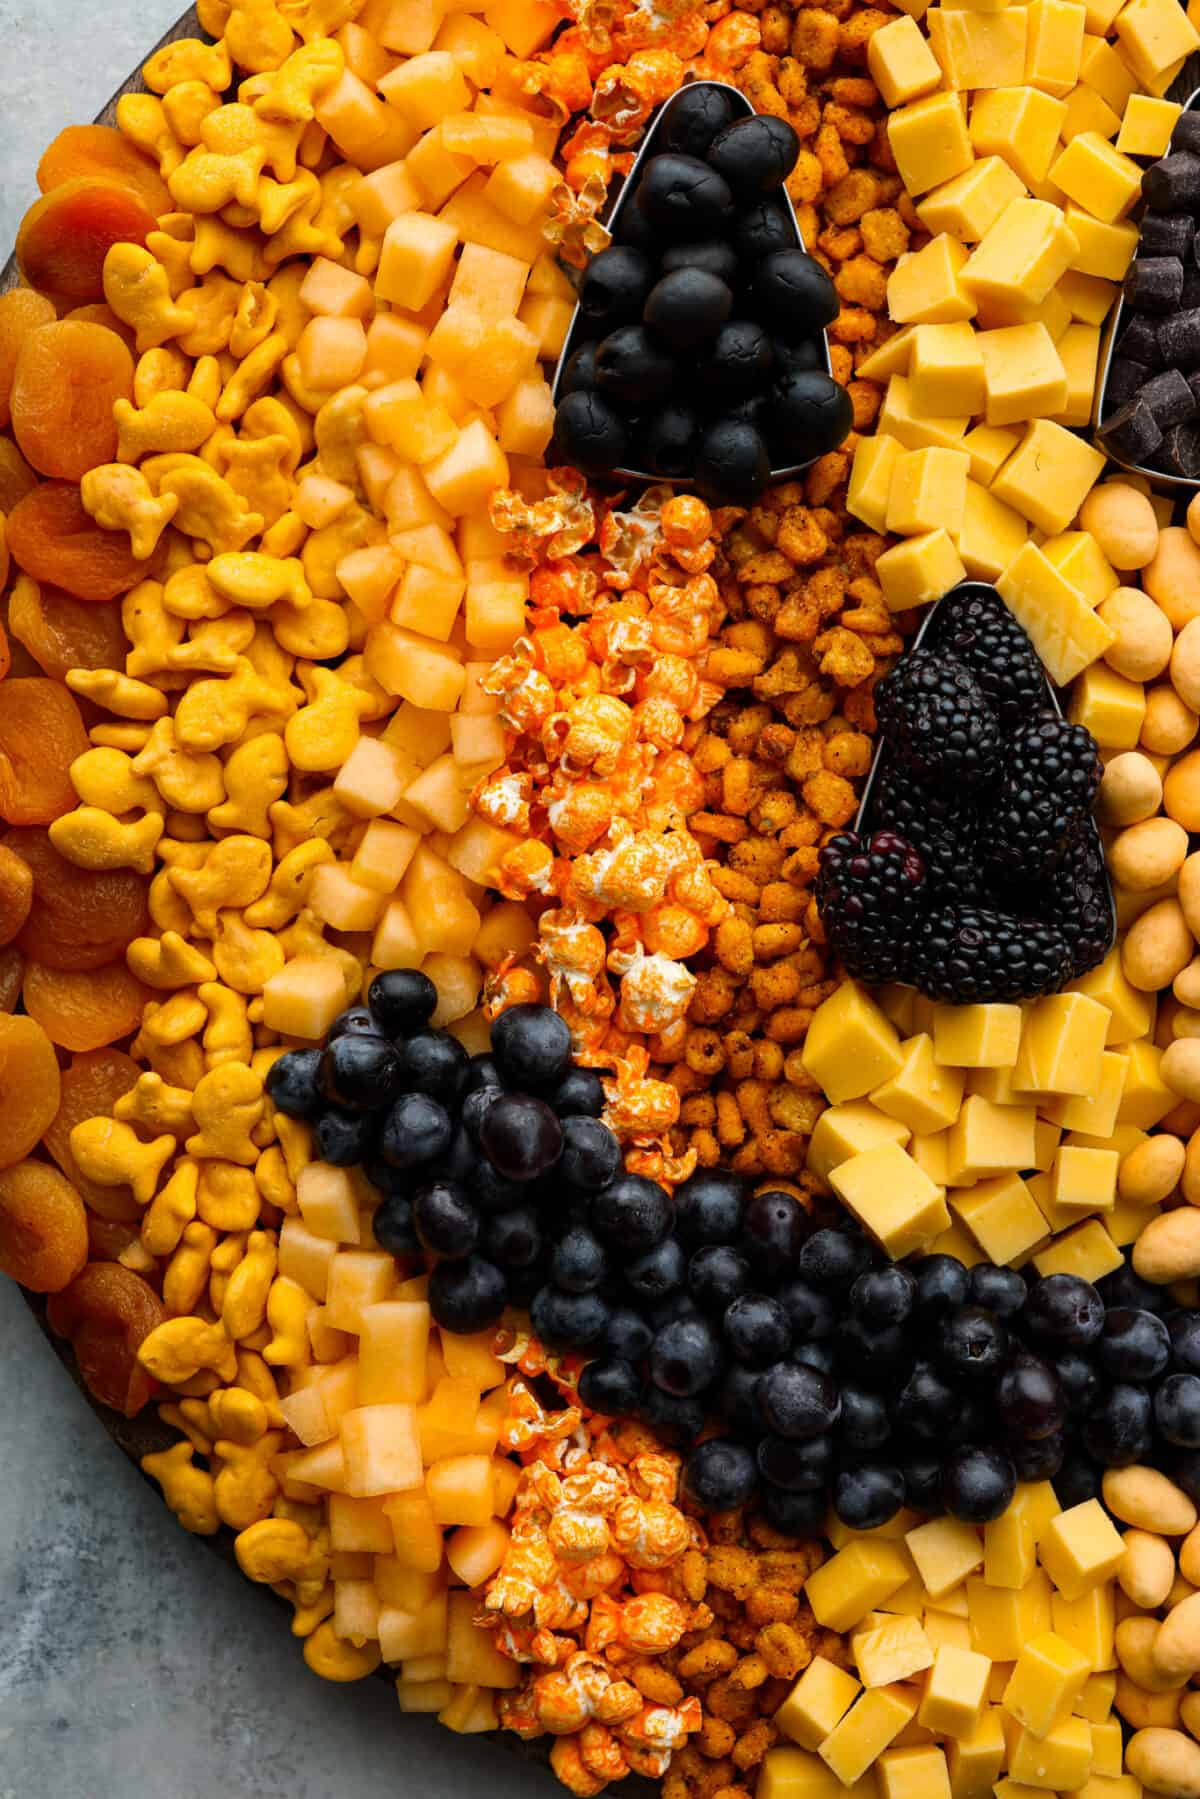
[0,9,543,1796]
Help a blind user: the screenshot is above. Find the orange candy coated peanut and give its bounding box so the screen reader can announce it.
[0,677,90,826]
[15,178,157,305]
[0,1158,88,1293]
[46,1261,163,1416]
[7,827,150,971]
[0,843,34,946]
[0,1012,61,1168]
[8,577,126,682]
[7,481,160,601]
[0,290,56,431]
[43,1046,141,1222]
[38,124,171,219]
[24,959,150,1052]
[10,320,134,482]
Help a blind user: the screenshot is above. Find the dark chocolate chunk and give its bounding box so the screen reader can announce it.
[1124,255,1184,311]
[1143,152,1200,211]
[1159,307,1200,370]
[1119,313,1165,367]
[1171,113,1200,156]
[1183,267,1200,310]
[1105,356,1149,412]
[1159,419,1200,477]
[1101,393,1164,463]
[1142,211,1195,258]
[1188,368,1200,410]
[1141,366,1197,427]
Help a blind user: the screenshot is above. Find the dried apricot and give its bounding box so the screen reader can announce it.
[0,289,56,430]
[86,1214,139,1262]
[62,303,137,353]
[0,436,37,515]
[0,1158,88,1292]
[0,946,22,1013]
[0,677,90,826]
[0,515,8,603]
[0,843,34,946]
[7,481,160,601]
[0,1012,61,1168]
[11,321,133,481]
[15,179,157,306]
[37,124,171,219]
[7,827,149,970]
[46,1261,162,1415]
[8,575,126,682]
[24,960,149,1052]
[43,1046,140,1222]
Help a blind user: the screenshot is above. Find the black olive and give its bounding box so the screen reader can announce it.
[578,245,654,329]
[734,199,795,262]
[661,239,740,285]
[634,153,734,241]
[701,320,774,398]
[553,390,630,473]
[642,403,701,477]
[558,341,599,397]
[695,418,770,506]
[707,115,800,199]
[752,248,839,337]
[613,201,658,255]
[660,85,737,158]
[764,370,853,462]
[593,324,677,404]
[723,393,768,428]
[773,337,822,376]
[643,268,733,348]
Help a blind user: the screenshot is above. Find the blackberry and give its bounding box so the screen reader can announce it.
[1038,827,1115,981]
[816,829,926,983]
[870,766,982,903]
[911,905,1071,1003]
[1010,712,1102,815]
[984,712,1102,884]
[938,590,1044,729]
[875,653,1000,792]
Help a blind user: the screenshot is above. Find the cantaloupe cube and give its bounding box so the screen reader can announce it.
[379,1591,449,1662]
[365,623,466,709]
[403,752,472,831]
[439,1684,499,1732]
[329,1550,373,1583]
[489,1456,521,1518]
[449,711,505,773]
[362,317,428,391]
[402,1654,448,1682]
[353,820,421,894]
[300,256,375,319]
[278,1219,339,1301]
[335,1578,382,1645]
[395,1273,430,1302]
[391,564,466,640]
[459,660,501,714]
[440,173,546,264]
[465,575,525,651]
[372,899,424,970]
[280,1383,333,1446]
[406,124,476,207]
[484,0,559,55]
[298,1163,362,1244]
[375,1559,446,1611]
[315,68,396,164]
[309,863,387,933]
[401,842,481,953]
[341,1403,423,1497]
[363,107,426,176]
[419,1375,485,1461]
[526,251,574,298]
[428,1453,496,1525]
[287,1439,349,1492]
[381,51,471,128]
[442,112,534,164]
[445,818,520,890]
[447,1009,490,1055]
[365,378,458,462]
[296,473,355,531]
[336,544,403,625]
[473,899,536,969]
[497,373,554,455]
[330,1493,398,1553]
[261,957,345,1039]
[447,241,530,323]
[353,159,425,239]
[356,444,404,511]
[441,1329,506,1389]
[457,511,510,562]
[424,952,483,1026]
[309,1305,355,1364]
[297,316,367,389]
[314,1358,360,1432]
[384,1487,445,1571]
[456,316,539,408]
[390,522,463,576]
[376,212,460,309]
[484,153,557,228]
[446,1588,521,1685]
[474,91,559,159]
[384,700,453,764]
[424,303,490,376]
[518,293,572,361]
[421,364,488,427]
[385,465,453,533]
[339,22,395,86]
[396,1676,455,1711]
[446,1520,510,1589]
[358,1301,433,1407]
[424,420,509,517]
[270,1448,323,1503]
[374,0,446,55]
[333,735,407,818]
[434,12,505,81]
[326,1250,397,1335]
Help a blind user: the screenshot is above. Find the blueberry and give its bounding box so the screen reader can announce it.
[592,1174,672,1251]
[997,1351,1066,1441]
[674,1169,745,1247]
[740,1189,808,1277]
[1054,1352,1102,1411]
[724,1293,791,1369]
[625,1236,687,1304]
[756,1432,832,1492]
[642,1385,705,1448]
[648,1292,700,1331]
[578,244,655,330]
[1011,1430,1067,1483]
[326,1006,379,1041]
[968,1265,1028,1319]
[411,1181,479,1259]
[777,1279,836,1342]
[1083,1382,1154,1466]
[578,1357,643,1416]
[660,84,737,159]
[461,1085,502,1142]
[397,1029,468,1103]
[551,1227,609,1294]
[651,1316,723,1397]
[265,1048,323,1120]
[484,1205,542,1270]
[1023,1274,1105,1346]
[559,1117,622,1193]
[939,1306,1009,1381]
[758,1361,840,1439]
[372,1192,419,1255]
[837,1383,891,1454]
[368,969,437,1038]
[428,1254,508,1334]
[530,1284,610,1351]
[480,1094,563,1182]
[1170,1310,1200,1373]
[898,1452,943,1512]
[896,1360,960,1441]
[547,1066,606,1118]
[760,1484,825,1534]
[319,1033,403,1112]
[491,1003,573,1089]
[832,1464,905,1532]
[1099,1266,1169,1315]
[689,1245,752,1315]
[1098,1308,1171,1382]
[715,1364,764,1439]
[792,1341,837,1376]
[379,1093,453,1170]
[835,1316,911,1382]
[1156,1372,1200,1447]
[684,1437,758,1510]
[315,1107,374,1166]
[605,1306,653,1364]
[942,1444,1016,1524]
[707,115,799,200]
[472,1159,524,1215]
[850,1266,916,1327]
[798,1227,872,1293]
[913,1255,969,1317]
[1054,1452,1101,1508]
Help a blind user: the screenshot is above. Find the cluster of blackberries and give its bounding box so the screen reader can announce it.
[817,585,1113,1003]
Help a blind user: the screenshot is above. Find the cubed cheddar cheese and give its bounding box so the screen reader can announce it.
[877,1743,952,1799]
[1013,992,1109,1095]
[802,982,904,1103]
[967,1569,1054,1660]
[1051,320,1102,426]
[1061,79,1121,141]
[962,200,1080,310]
[1038,1499,1125,1601]
[1008,1714,1093,1786]
[917,156,1027,243]
[870,1033,965,1134]
[957,480,1029,581]
[984,1482,1061,1590]
[946,1706,1006,1798]
[977,322,1068,426]
[1116,92,1181,155]
[1114,0,1200,85]
[1050,1143,1119,1210]
[908,322,986,416]
[1025,0,1086,94]
[1070,662,1146,748]
[919,1643,990,1739]
[961,422,1021,483]
[888,235,977,324]
[868,13,945,105]
[876,530,967,611]
[831,1142,949,1260]
[1051,130,1142,221]
[848,432,904,531]
[1065,203,1139,280]
[1032,1215,1124,1280]
[933,1003,1022,1068]
[888,90,975,195]
[928,5,1028,89]
[1051,1579,1116,1671]
[1041,528,1118,606]
[952,1172,1049,1265]
[969,86,1068,186]
[1002,1630,1091,1736]
[806,1540,914,1632]
[906,1519,984,1600]
[807,1100,911,1185]
[853,1615,934,1689]
[947,1095,1037,1180]
[775,1656,863,1750]
[994,537,1114,683]
[877,373,971,450]
[885,446,971,536]
[820,1685,920,1786]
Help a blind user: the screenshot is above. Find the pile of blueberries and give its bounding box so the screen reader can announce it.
[553,83,851,505]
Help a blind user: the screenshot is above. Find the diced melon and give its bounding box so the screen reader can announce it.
[375,212,460,309]
[362,315,428,388]
[497,373,554,455]
[365,622,466,709]
[457,316,540,408]
[360,106,424,175]
[334,735,408,818]
[372,898,424,970]
[428,1453,496,1525]
[375,1558,446,1611]
[403,1653,448,1682]
[425,302,491,375]
[517,293,572,361]
[390,522,463,576]
[359,1300,432,1405]
[383,700,454,763]
[341,1403,423,1498]
[446,814,521,886]
[336,544,404,624]
[439,1683,499,1732]
[335,1578,382,1646]
[300,257,375,319]
[298,1162,362,1244]
[353,160,425,239]
[385,464,454,533]
[474,92,559,160]
[365,378,459,463]
[315,68,395,164]
[406,123,476,207]
[338,21,393,85]
[379,1591,449,1662]
[353,819,421,894]
[465,575,526,651]
[280,1383,333,1447]
[330,1493,398,1553]
[459,660,501,715]
[391,564,466,640]
[442,111,534,164]
[374,0,446,56]
[357,445,405,511]
[440,1329,506,1389]
[310,1305,355,1365]
[446,1588,521,1686]
[473,898,537,969]
[422,363,489,427]
[309,862,388,932]
[439,172,547,265]
[403,752,472,831]
[419,1376,486,1461]
[426,1336,447,1389]
[286,1438,349,1493]
[384,1487,445,1571]
[271,1448,324,1503]
[325,1250,397,1334]
[381,51,471,129]
[485,152,558,227]
[447,245,530,328]
[434,13,506,83]
[396,1676,455,1712]
[491,1457,522,1518]
[278,1218,339,1300]
[424,952,483,1025]
[297,316,367,389]
[457,510,510,562]
[261,957,345,1040]
[425,419,509,516]
[395,1273,430,1301]
[401,842,481,953]
[447,1008,490,1055]
[449,711,505,773]
[314,1358,360,1432]
[526,251,574,299]
[483,0,560,56]
[329,1551,373,1582]
[447,1519,510,1587]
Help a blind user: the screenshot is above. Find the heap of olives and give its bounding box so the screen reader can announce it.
[553,85,851,505]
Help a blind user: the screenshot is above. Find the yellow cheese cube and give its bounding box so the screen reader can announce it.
[1075,1671,1117,1723]
[1058,269,1118,327]
[802,981,904,1104]
[970,86,1068,185]
[994,538,1113,682]
[1065,204,1139,280]
[888,90,975,195]
[957,480,1029,581]
[886,446,971,537]
[1009,1714,1093,1786]
[1032,1216,1123,1281]
[933,1003,1023,1069]
[1051,131,1142,222]
[871,1033,965,1134]
[831,1142,949,1260]
[855,1615,934,1688]
[910,1131,950,1184]
[1079,32,1137,109]
[928,5,1029,88]
[868,13,944,104]
[1003,1631,1091,1738]
[1041,527,1117,605]
[1065,1778,1147,1799]
[807,1541,915,1633]
[877,374,970,450]
[877,530,968,612]
[775,1657,863,1751]
[924,1609,972,1651]
[974,280,1073,337]
[1089,1715,1122,1773]
[820,1686,920,1786]
[848,433,904,532]
[1070,662,1146,749]
[917,157,1028,245]
[827,1510,923,1550]
[1042,1051,1127,1138]
[1115,0,1200,84]
[967,1571,1053,1660]
[888,235,977,324]
[947,1095,1037,1180]
[1025,0,1086,94]
[984,1482,1061,1590]
[962,422,1021,483]
[878,1744,952,1799]
[757,1747,847,1799]
[946,1705,1005,1799]
[1051,1143,1119,1210]
[977,322,1068,427]
[1116,1038,1175,1128]
[964,200,1080,310]
[1039,1500,1125,1602]
[952,1173,1049,1265]
[919,1644,990,1739]
[1061,81,1122,142]
[1013,993,1109,1096]
[808,1101,911,1185]
[909,324,987,417]
[855,328,915,383]
[1049,320,1101,426]
[1116,93,1181,155]
[906,1519,984,1601]
[923,1218,986,1266]
[1051,1580,1115,1670]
